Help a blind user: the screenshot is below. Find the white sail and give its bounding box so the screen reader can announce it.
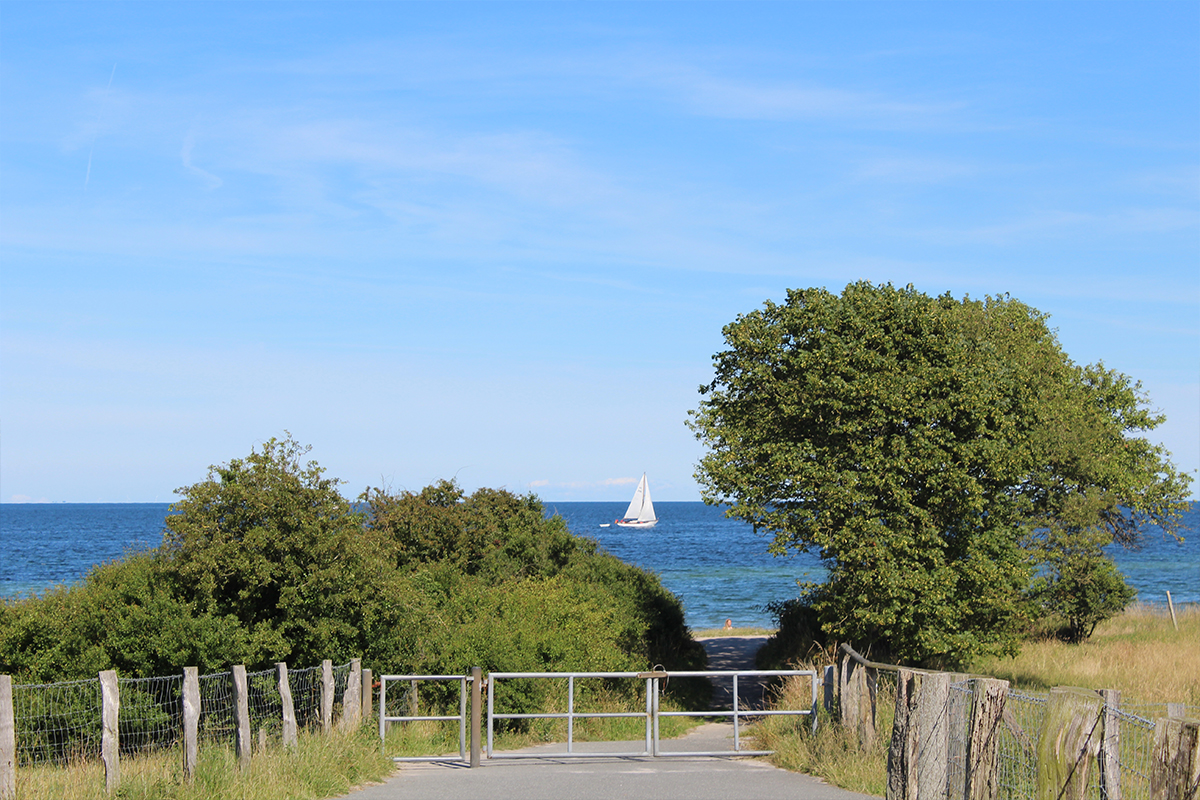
[620,473,656,525]
[636,475,656,523]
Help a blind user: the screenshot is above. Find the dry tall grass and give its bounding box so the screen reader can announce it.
[970,603,1200,705]
[14,728,393,800]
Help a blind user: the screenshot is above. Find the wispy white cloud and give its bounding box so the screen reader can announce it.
[181,132,223,189]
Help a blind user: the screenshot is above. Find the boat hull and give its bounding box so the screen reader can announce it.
[614,519,657,528]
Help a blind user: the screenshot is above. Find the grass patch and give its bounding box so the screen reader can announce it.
[969,603,1200,705]
[15,727,394,800]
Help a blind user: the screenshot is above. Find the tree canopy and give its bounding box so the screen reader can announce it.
[689,282,1191,665]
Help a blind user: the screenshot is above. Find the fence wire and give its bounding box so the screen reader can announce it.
[290,664,323,729]
[9,661,353,765]
[11,678,100,766]
[247,667,282,741]
[937,679,1175,800]
[118,674,182,755]
[995,689,1047,800]
[1111,707,1157,800]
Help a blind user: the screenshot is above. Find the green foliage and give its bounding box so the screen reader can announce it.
[1,435,705,720]
[1028,548,1135,643]
[690,282,1191,666]
[161,435,398,668]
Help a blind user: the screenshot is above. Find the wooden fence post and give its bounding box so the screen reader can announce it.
[340,659,362,730]
[321,660,334,734]
[361,668,373,726]
[840,650,877,748]
[277,662,297,748]
[887,670,953,800]
[1151,716,1200,800]
[888,669,921,800]
[231,665,251,769]
[1036,687,1103,800]
[1,675,14,800]
[100,670,120,795]
[1099,689,1122,800]
[917,672,952,800]
[182,667,199,781]
[964,678,1008,800]
[824,665,836,713]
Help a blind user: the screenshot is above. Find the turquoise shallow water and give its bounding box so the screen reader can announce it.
[1,501,1196,630]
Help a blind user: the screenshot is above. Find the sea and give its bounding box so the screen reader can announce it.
[1,502,1196,631]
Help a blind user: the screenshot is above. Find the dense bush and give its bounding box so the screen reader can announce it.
[0,437,706,718]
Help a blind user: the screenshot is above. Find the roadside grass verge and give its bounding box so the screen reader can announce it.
[752,671,893,797]
[14,727,394,800]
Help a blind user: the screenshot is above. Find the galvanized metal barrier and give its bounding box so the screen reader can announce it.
[378,674,470,762]
[486,669,818,760]
[652,669,819,757]
[486,671,656,759]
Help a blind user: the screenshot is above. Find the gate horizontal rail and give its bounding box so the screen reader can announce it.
[653,669,819,757]
[379,674,470,763]
[486,669,818,760]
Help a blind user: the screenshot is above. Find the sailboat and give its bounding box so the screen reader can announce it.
[615,473,657,528]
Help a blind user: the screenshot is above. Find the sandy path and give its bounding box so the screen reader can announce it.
[695,635,771,709]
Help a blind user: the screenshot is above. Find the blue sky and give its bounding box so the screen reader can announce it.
[2,1,1197,503]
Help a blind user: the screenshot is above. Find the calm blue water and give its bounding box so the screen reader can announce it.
[1,502,1196,630]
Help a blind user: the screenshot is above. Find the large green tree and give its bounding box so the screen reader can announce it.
[689,282,1191,665]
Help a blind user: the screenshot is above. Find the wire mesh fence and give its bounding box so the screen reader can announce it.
[932,678,1182,800]
[993,688,1047,800]
[11,678,101,766]
[290,664,324,729]
[118,674,183,756]
[6,660,355,767]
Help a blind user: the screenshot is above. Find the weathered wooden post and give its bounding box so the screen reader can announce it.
[840,650,877,748]
[232,665,251,768]
[917,672,953,800]
[182,667,199,781]
[1151,715,1200,800]
[100,670,120,795]
[824,665,836,713]
[888,670,953,800]
[277,662,297,748]
[964,678,1008,800]
[361,668,373,726]
[1099,689,1122,800]
[339,659,362,730]
[889,669,922,800]
[1036,687,1103,800]
[1,675,15,800]
[321,660,334,734]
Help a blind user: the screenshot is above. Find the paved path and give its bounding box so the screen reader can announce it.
[338,637,875,800]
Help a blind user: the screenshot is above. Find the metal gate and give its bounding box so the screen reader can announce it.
[379,668,817,764]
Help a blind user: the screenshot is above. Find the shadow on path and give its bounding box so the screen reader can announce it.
[697,635,771,710]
